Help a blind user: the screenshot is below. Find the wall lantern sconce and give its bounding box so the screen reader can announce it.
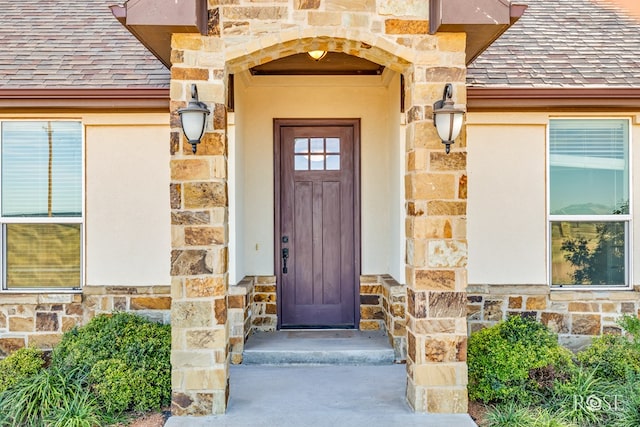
[307,50,328,61]
[432,83,465,154]
[178,84,210,154]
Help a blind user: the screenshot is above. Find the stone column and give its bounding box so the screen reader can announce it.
[169,33,230,415]
[404,33,469,413]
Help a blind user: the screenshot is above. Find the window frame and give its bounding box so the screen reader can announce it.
[0,119,85,293]
[547,117,633,290]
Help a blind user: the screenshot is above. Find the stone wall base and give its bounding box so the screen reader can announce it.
[0,285,171,357]
[468,284,640,350]
[360,274,407,362]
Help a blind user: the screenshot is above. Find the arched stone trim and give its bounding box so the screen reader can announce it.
[225,33,413,75]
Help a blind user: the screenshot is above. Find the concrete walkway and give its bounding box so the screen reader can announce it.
[165,364,478,427]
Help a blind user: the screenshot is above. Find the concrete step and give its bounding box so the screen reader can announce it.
[242,330,395,365]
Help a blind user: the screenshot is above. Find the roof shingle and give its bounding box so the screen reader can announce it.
[467,0,640,88]
[0,0,169,89]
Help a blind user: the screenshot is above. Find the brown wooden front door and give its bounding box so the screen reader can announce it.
[275,119,360,328]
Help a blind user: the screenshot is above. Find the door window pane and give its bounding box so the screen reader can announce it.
[310,155,324,170]
[326,155,340,170]
[326,138,340,153]
[310,138,324,153]
[295,155,309,170]
[294,138,308,154]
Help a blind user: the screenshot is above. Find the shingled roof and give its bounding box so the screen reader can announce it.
[0,0,169,89]
[467,0,640,88]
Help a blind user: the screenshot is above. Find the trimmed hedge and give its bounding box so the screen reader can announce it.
[0,347,45,393]
[468,315,574,403]
[51,312,171,414]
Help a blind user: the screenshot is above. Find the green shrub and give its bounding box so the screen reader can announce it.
[531,408,578,427]
[42,389,104,427]
[550,366,613,427]
[468,315,574,404]
[88,358,135,414]
[51,312,171,414]
[485,402,535,427]
[577,315,640,381]
[0,366,92,427]
[619,315,640,339]
[611,374,640,427]
[486,402,579,427]
[0,347,45,393]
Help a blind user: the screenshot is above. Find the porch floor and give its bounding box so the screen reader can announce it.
[242,329,395,365]
[165,330,477,426]
[165,364,477,427]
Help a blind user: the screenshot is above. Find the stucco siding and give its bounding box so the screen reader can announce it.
[467,117,547,284]
[86,117,170,286]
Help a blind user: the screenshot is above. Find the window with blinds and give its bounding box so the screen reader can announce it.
[1,121,83,290]
[549,119,630,288]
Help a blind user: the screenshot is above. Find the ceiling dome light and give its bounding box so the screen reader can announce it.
[307,50,328,61]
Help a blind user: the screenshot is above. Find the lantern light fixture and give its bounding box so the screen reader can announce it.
[432,83,465,154]
[307,50,328,61]
[178,84,210,154]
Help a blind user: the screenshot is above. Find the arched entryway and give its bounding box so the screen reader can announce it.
[226,42,408,333]
[167,31,469,414]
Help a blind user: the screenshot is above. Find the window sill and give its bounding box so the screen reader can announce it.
[0,291,82,305]
[549,286,640,302]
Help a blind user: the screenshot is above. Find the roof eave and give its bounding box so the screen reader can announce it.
[0,88,170,111]
[467,87,640,111]
[430,0,528,65]
[110,0,208,68]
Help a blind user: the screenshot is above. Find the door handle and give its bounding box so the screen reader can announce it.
[282,247,289,274]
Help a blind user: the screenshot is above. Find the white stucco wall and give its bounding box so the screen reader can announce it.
[467,116,547,285]
[386,73,405,283]
[228,111,244,286]
[85,115,170,285]
[467,112,640,287]
[232,71,402,278]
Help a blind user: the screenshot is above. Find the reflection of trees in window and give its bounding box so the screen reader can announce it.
[561,201,627,285]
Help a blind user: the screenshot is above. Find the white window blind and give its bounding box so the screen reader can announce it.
[2,121,82,217]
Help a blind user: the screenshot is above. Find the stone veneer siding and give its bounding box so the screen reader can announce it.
[468,284,640,349]
[227,276,277,365]
[169,0,469,415]
[251,276,278,332]
[0,286,171,358]
[360,275,386,331]
[360,275,407,363]
[381,275,408,362]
